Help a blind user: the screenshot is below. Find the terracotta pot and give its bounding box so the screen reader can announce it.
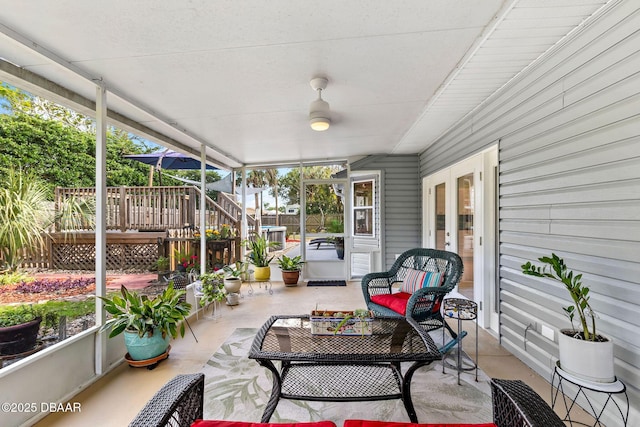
[558,328,615,383]
[253,266,271,281]
[281,270,300,286]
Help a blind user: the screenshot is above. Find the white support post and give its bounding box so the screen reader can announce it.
[94,84,108,375]
[200,145,207,274]
[241,167,247,240]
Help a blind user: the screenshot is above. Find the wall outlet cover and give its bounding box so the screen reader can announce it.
[541,324,555,341]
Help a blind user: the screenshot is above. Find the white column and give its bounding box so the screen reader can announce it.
[95,84,108,375]
[200,145,207,274]
[241,167,247,240]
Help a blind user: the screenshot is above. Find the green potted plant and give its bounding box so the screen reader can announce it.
[198,272,226,308]
[154,256,171,282]
[243,233,280,281]
[0,305,42,356]
[276,254,304,286]
[99,283,191,361]
[522,253,614,383]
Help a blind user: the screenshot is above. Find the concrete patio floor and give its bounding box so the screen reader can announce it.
[33,279,596,427]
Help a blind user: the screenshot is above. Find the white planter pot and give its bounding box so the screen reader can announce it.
[223,277,242,294]
[558,329,615,383]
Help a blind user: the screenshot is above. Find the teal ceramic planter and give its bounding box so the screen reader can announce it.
[124,329,170,361]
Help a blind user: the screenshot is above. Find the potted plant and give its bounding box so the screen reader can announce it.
[243,233,280,281]
[154,256,171,282]
[326,219,345,260]
[0,305,42,356]
[522,253,614,383]
[174,248,197,273]
[276,254,304,286]
[222,261,247,303]
[198,272,227,308]
[99,283,191,361]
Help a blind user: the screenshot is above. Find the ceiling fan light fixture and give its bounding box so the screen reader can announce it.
[309,77,330,131]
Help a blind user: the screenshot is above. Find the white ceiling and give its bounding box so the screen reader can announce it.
[0,0,609,170]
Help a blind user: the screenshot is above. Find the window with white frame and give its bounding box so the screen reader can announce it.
[352,179,375,237]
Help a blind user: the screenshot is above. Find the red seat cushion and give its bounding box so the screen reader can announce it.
[192,422,337,427]
[344,420,497,427]
[370,292,412,315]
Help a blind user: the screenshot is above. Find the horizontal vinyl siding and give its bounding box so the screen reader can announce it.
[421,1,640,424]
[351,155,421,269]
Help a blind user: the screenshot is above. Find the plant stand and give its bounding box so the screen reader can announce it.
[125,345,171,370]
[442,298,478,384]
[552,361,628,426]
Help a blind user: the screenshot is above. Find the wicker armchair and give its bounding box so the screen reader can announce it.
[130,375,564,427]
[129,373,204,427]
[491,379,564,427]
[361,248,463,337]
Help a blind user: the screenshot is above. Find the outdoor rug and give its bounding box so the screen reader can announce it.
[307,280,347,286]
[200,328,493,425]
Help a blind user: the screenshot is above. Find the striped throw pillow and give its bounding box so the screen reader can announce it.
[400,269,443,294]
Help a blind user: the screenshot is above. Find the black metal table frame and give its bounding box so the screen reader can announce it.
[248,315,441,423]
[442,298,478,384]
[552,361,629,426]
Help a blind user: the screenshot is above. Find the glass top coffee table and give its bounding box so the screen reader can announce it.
[248,314,441,423]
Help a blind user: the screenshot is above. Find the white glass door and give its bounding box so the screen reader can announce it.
[423,146,498,331]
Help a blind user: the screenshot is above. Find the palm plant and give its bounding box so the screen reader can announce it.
[55,195,96,233]
[0,166,49,271]
[243,233,280,267]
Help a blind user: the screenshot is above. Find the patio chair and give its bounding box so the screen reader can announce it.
[361,248,463,338]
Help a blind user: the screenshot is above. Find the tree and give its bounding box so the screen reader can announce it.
[246,170,266,212]
[264,168,279,224]
[279,166,342,209]
[175,170,223,200]
[1,83,159,190]
[0,166,49,271]
[278,166,344,229]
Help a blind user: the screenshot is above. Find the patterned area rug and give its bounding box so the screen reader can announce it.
[200,328,493,425]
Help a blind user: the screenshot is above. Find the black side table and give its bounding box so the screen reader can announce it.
[442,298,478,384]
[552,361,628,426]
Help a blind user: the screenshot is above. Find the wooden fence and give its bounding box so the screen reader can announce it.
[261,213,343,235]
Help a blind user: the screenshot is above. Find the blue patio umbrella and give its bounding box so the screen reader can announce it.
[123,149,217,170]
[123,149,217,185]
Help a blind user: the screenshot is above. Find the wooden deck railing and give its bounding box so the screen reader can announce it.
[55,186,242,233]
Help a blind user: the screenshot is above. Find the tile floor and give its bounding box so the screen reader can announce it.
[34,280,594,426]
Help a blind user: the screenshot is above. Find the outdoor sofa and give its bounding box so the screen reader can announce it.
[129,373,564,427]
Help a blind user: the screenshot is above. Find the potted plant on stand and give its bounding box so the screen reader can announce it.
[222,261,247,305]
[198,272,227,315]
[277,254,305,286]
[99,283,191,365]
[522,253,614,383]
[244,233,280,281]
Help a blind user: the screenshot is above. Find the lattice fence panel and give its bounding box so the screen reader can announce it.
[51,243,158,271]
